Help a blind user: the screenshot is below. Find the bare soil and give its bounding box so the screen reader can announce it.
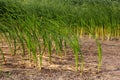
[0,39,120,80]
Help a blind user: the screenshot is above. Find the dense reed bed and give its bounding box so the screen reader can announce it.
[0,0,119,71]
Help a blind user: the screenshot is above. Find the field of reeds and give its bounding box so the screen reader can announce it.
[0,0,120,73]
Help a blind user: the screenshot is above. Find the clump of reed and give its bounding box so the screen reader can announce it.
[0,0,119,72]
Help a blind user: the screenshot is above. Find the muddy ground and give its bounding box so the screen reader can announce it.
[0,39,120,80]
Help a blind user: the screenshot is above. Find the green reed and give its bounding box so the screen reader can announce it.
[0,0,119,72]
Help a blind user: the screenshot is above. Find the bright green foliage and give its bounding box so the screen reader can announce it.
[0,0,119,71]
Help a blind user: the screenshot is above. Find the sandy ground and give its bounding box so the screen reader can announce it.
[0,39,120,80]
